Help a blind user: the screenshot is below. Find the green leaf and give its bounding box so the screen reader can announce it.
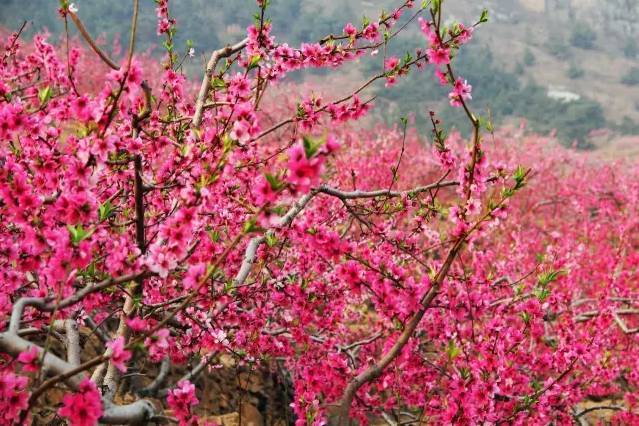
[431,0,441,14]
[265,173,284,191]
[402,51,413,66]
[302,135,323,159]
[458,366,471,380]
[38,86,52,106]
[98,200,114,221]
[513,166,527,190]
[208,229,220,242]
[501,187,515,198]
[478,115,494,132]
[446,339,461,360]
[211,77,226,89]
[295,103,307,119]
[479,8,489,23]
[247,54,262,71]
[243,217,259,233]
[67,224,91,245]
[265,231,278,247]
[538,269,562,286]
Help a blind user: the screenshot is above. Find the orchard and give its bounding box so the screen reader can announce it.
[1,0,639,425]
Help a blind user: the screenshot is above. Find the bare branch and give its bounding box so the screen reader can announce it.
[317,181,458,200]
[84,316,110,344]
[192,38,249,128]
[138,357,170,397]
[10,272,150,320]
[0,331,84,388]
[68,11,119,70]
[157,354,214,398]
[336,234,467,423]
[0,332,155,423]
[65,319,81,367]
[233,236,266,287]
[9,297,47,334]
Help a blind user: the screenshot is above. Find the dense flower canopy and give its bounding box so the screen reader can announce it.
[1,0,639,425]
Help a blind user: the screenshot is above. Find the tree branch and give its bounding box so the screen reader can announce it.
[65,319,81,367]
[0,329,155,423]
[317,181,458,200]
[137,356,170,397]
[68,11,119,70]
[192,38,249,128]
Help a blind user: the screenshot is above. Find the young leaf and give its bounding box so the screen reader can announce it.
[479,8,489,23]
[38,86,52,106]
[247,55,262,71]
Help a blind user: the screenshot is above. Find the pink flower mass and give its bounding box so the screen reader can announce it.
[58,379,103,426]
[0,1,638,425]
[106,337,132,373]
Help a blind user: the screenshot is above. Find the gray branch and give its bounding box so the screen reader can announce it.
[0,332,155,423]
[232,180,454,289]
[65,319,82,367]
[157,353,214,398]
[192,38,249,128]
[317,180,458,200]
[138,356,170,397]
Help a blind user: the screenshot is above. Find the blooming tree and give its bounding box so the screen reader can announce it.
[2,0,639,425]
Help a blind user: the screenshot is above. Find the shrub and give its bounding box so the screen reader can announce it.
[523,47,536,66]
[570,22,597,50]
[621,67,639,85]
[567,62,584,79]
[545,32,572,59]
[623,37,638,59]
[2,1,639,425]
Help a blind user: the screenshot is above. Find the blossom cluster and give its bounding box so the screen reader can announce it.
[0,1,638,425]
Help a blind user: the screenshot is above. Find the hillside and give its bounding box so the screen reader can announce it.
[1,0,638,150]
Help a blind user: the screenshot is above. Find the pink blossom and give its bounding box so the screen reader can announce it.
[106,337,132,373]
[362,22,379,41]
[253,174,278,205]
[448,78,472,107]
[434,68,448,86]
[343,23,357,38]
[418,17,440,46]
[126,317,148,332]
[17,346,40,372]
[145,329,170,362]
[167,380,199,424]
[286,142,324,193]
[0,372,29,420]
[454,23,474,45]
[58,379,103,426]
[427,46,450,65]
[183,263,207,290]
[384,56,400,71]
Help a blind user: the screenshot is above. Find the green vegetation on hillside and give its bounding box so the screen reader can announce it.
[371,44,606,148]
[1,0,636,148]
